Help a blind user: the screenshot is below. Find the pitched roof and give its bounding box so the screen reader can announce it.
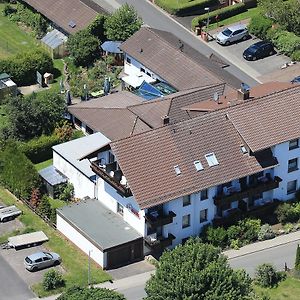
[120,27,226,91]
[227,85,300,152]
[110,108,273,209]
[22,0,104,34]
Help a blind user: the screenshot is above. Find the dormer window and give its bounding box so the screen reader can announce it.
[174,165,181,175]
[205,153,219,167]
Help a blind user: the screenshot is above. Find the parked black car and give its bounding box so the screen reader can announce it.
[291,76,300,84]
[243,41,276,61]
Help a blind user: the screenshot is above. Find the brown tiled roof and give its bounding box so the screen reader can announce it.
[227,85,300,152]
[22,0,104,34]
[120,27,225,91]
[111,109,273,209]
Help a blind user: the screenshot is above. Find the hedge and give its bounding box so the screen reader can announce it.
[0,50,53,86]
[192,3,246,30]
[247,14,273,40]
[17,134,61,164]
[155,0,218,16]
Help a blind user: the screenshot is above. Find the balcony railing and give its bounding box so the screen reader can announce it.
[91,160,132,197]
[145,233,176,251]
[145,211,176,228]
[214,176,282,206]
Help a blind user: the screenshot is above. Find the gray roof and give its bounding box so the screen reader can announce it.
[53,132,110,178]
[41,29,68,49]
[39,165,68,186]
[57,198,142,251]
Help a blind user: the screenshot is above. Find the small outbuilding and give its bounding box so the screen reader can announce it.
[0,73,17,98]
[57,198,144,269]
[41,29,68,59]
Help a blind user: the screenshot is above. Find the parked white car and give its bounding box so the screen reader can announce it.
[216,25,249,46]
[24,251,61,271]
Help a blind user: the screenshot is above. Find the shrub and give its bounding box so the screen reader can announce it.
[42,269,65,291]
[57,183,74,202]
[258,224,275,241]
[38,196,52,219]
[291,50,300,62]
[275,203,299,224]
[248,14,273,39]
[239,218,261,243]
[192,3,247,30]
[255,264,280,288]
[201,225,228,248]
[54,121,74,142]
[295,244,300,271]
[3,3,15,16]
[283,222,295,234]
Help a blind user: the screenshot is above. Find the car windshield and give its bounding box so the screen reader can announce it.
[249,44,260,51]
[43,252,53,259]
[222,29,232,37]
[25,257,32,264]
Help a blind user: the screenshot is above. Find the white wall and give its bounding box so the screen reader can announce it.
[273,141,300,200]
[163,187,215,247]
[53,152,95,199]
[57,215,106,268]
[96,178,145,236]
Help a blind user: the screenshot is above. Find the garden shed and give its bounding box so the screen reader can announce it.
[41,29,68,58]
[0,73,17,98]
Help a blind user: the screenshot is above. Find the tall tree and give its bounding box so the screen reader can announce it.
[145,238,256,300]
[104,4,142,41]
[88,14,107,42]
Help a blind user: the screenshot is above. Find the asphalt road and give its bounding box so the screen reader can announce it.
[229,240,298,277]
[0,253,34,300]
[111,0,259,87]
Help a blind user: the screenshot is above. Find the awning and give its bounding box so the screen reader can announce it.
[101,41,123,54]
[39,165,68,186]
[122,72,156,88]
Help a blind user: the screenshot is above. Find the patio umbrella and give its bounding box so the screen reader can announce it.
[83,84,89,101]
[60,78,65,93]
[103,77,111,95]
[65,90,72,105]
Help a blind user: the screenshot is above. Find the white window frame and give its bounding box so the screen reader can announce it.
[205,152,219,167]
[194,160,204,171]
[174,165,181,175]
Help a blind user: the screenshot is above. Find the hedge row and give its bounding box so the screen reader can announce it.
[192,3,246,30]
[155,0,218,16]
[0,50,53,86]
[248,14,300,60]
[17,134,61,164]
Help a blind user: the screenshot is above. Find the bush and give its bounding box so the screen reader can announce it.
[155,0,218,16]
[291,50,300,62]
[201,225,228,248]
[258,224,275,241]
[239,218,261,243]
[255,264,280,288]
[57,183,74,202]
[0,50,53,86]
[42,269,65,291]
[38,196,52,219]
[275,203,299,224]
[248,14,273,39]
[192,3,247,30]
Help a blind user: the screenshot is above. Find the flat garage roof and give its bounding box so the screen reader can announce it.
[57,198,142,251]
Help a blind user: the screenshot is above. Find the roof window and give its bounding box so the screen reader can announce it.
[240,145,248,154]
[205,153,219,167]
[174,165,181,175]
[194,160,204,171]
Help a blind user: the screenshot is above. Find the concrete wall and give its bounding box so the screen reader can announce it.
[53,152,95,199]
[57,214,106,268]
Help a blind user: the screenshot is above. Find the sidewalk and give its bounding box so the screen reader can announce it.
[224,230,300,260]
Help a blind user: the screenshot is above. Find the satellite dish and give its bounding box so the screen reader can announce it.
[213,92,219,102]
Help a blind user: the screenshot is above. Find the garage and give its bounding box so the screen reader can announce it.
[56,198,143,269]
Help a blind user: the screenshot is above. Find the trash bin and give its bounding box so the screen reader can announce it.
[195,26,201,36]
[201,32,208,42]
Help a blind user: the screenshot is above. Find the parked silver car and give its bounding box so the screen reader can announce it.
[24,251,61,271]
[216,25,249,45]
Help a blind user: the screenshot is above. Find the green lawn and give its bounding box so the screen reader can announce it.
[208,7,261,31]
[0,187,111,297]
[0,4,38,58]
[34,159,53,171]
[255,276,300,300]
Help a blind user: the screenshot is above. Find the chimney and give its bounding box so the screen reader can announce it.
[163,115,170,125]
[237,83,250,101]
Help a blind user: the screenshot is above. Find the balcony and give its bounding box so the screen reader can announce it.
[145,211,176,228]
[214,176,282,206]
[91,160,132,197]
[145,233,176,252]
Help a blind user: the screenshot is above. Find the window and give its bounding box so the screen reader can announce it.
[117,202,124,216]
[174,165,181,175]
[253,193,263,201]
[182,214,190,228]
[205,153,219,167]
[289,139,299,150]
[109,152,115,163]
[126,57,131,64]
[287,180,297,194]
[140,67,145,73]
[194,160,204,171]
[86,125,93,135]
[200,209,208,223]
[288,158,298,173]
[183,195,191,206]
[240,145,248,154]
[74,117,82,127]
[200,189,208,200]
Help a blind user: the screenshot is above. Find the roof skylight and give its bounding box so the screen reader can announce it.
[240,145,248,154]
[205,153,219,167]
[174,165,181,175]
[194,160,204,171]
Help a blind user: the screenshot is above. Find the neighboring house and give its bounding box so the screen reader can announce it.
[20,0,106,35]
[52,84,300,269]
[119,27,242,91]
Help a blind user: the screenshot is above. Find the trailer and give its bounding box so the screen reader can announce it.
[0,205,22,222]
[5,231,49,250]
